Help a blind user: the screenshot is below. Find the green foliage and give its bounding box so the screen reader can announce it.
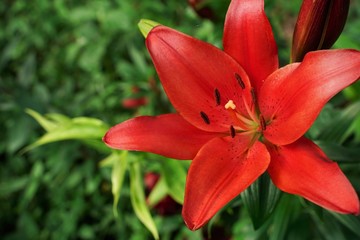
[1,0,360,239]
[241,173,282,229]
[130,161,159,240]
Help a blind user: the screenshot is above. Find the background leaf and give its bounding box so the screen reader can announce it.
[241,173,282,229]
[330,212,360,238]
[101,151,128,218]
[129,161,159,240]
[160,159,186,204]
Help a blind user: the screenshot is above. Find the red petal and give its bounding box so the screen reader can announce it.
[267,137,359,214]
[146,26,254,132]
[103,114,219,160]
[259,49,360,145]
[223,0,278,94]
[182,136,270,230]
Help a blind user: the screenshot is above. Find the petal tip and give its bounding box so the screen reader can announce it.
[138,19,161,38]
[102,129,114,147]
[182,211,205,231]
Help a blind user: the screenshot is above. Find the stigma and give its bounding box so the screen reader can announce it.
[225,100,236,110]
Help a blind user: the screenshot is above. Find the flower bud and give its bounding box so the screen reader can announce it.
[188,0,215,20]
[122,97,148,109]
[144,173,181,216]
[291,0,350,62]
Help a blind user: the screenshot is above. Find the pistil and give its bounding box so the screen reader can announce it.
[225,100,250,131]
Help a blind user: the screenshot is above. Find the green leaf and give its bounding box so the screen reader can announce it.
[241,173,282,229]
[317,101,360,143]
[129,162,159,240]
[342,81,360,102]
[147,176,168,207]
[45,113,71,124]
[351,113,360,142]
[26,108,57,132]
[330,212,360,238]
[160,159,186,204]
[82,139,112,154]
[270,194,301,240]
[24,113,109,152]
[316,141,360,163]
[307,209,347,240]
[0,176,28,197]
[110,151,128,217]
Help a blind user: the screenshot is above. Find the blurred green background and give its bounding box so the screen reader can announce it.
[1,0,360,239]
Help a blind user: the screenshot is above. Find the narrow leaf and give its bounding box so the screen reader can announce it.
[23,117,109,152]
[147,176,168,207]
[317,101,360,143]
[161,159,186,204]
[330,212,360,237]
[270,194,301,240]
[110,151,128,217]
[316,141,360,163]
[241,173,282,229]
[46,113,71,124]
[26,108,57,131]
[129,162,159,240]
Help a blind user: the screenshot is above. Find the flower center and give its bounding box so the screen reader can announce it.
[228,73,266,138]
[200,72,267,140]
[224,96,265,139]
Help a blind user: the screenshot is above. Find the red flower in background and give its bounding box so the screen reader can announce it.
[122,97,148,109]
[291,0,350,62]
[104,0,360,230]
[144,173,181,216]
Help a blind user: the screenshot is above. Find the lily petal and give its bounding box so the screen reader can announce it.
[223,0,278,94]
[146,26,254,132]
[259,49,360,145]
[103,113,219,160]
[182,136,270,230]
[267,137,360,215]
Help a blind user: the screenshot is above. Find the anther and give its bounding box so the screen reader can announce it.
[260,115,266,131]
[230,125,236,138]
[235,73,245,90]
[225,100,236,110]
[214,88,221,105]
[200,111,210,124]
[250,88,256,104]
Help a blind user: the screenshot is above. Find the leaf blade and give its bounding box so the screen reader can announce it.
[129,162,159,240]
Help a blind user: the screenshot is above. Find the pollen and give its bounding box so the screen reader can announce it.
[225,100,236,110]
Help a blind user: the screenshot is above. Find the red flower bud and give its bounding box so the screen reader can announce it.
[144,173,181,216]
[291,0,350,62]
[187,0,215,20]
[121,97,148,109]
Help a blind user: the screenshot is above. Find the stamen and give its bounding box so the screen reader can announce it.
[250,88,256,105]
[225,100,236,110]
[230,125,235,138]
[260,115,266,131]
[200,111,210,124]
[214,88,221,105]
[235,73,245,90]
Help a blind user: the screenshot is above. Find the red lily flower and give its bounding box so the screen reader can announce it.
[291,0,350,62]
[104,0,360,230]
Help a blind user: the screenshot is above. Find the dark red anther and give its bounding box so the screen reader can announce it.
[230,125,235,138]
[235,73,245,89]
[250,88,257,104]
[200,111,210,124]
[260,115,266,131]
[214,88,221,105]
